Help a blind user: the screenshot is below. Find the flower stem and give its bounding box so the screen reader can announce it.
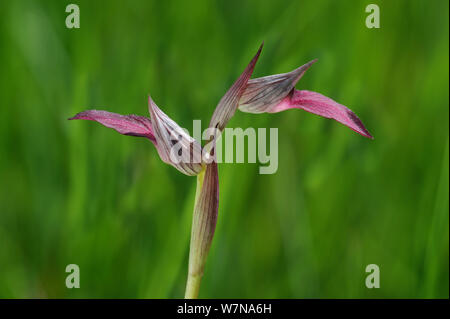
[185,169,206,299]
[184,163,219,299]
[185,272,202,299]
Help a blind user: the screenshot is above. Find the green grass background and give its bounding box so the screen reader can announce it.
[0,0,448,298]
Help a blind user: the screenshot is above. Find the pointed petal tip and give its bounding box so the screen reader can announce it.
[148,94,160,116]
[247,42,263,67]
[361,126,374,139]
[343,108,374,139]
[148,94,154,107]
[308,58,318,67]
[251,43,263,64]
[68,111,93,121]
[295,58,317,74]
[208,43,263,131]
[357,129,374,139]
[258,41,264,51]
[68,111,91,121]
[283,58,319,90]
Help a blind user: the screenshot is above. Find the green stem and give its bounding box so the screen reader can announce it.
[185,168,206,299]
[185,272,202,299]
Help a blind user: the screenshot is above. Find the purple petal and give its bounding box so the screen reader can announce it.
[148,95,204,176]
[69,110,156,142]
[238,60,373,139]
[239,59,317,113]
[270,90,373,139]
[208,43,263,133]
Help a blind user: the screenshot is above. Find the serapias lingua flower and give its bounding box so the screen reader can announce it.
[69,43,372,298]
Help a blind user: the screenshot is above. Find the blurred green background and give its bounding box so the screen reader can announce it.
[0,0,448,298]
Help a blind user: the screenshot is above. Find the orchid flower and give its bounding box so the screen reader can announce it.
[69,43,372,299]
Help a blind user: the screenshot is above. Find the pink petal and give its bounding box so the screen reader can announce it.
[238,60,373,139]
[239,59,317,113]
[208,43,263,133]
[148,95,204,176]
[69,110,156,142]
[270,90,373,139]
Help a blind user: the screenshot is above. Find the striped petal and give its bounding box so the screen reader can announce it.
[148,95,204,176]
[238,61,373,139]
[239,59,316,113]
[208,43,263,133]
[68,110,156,142]
[270,90,373,139]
